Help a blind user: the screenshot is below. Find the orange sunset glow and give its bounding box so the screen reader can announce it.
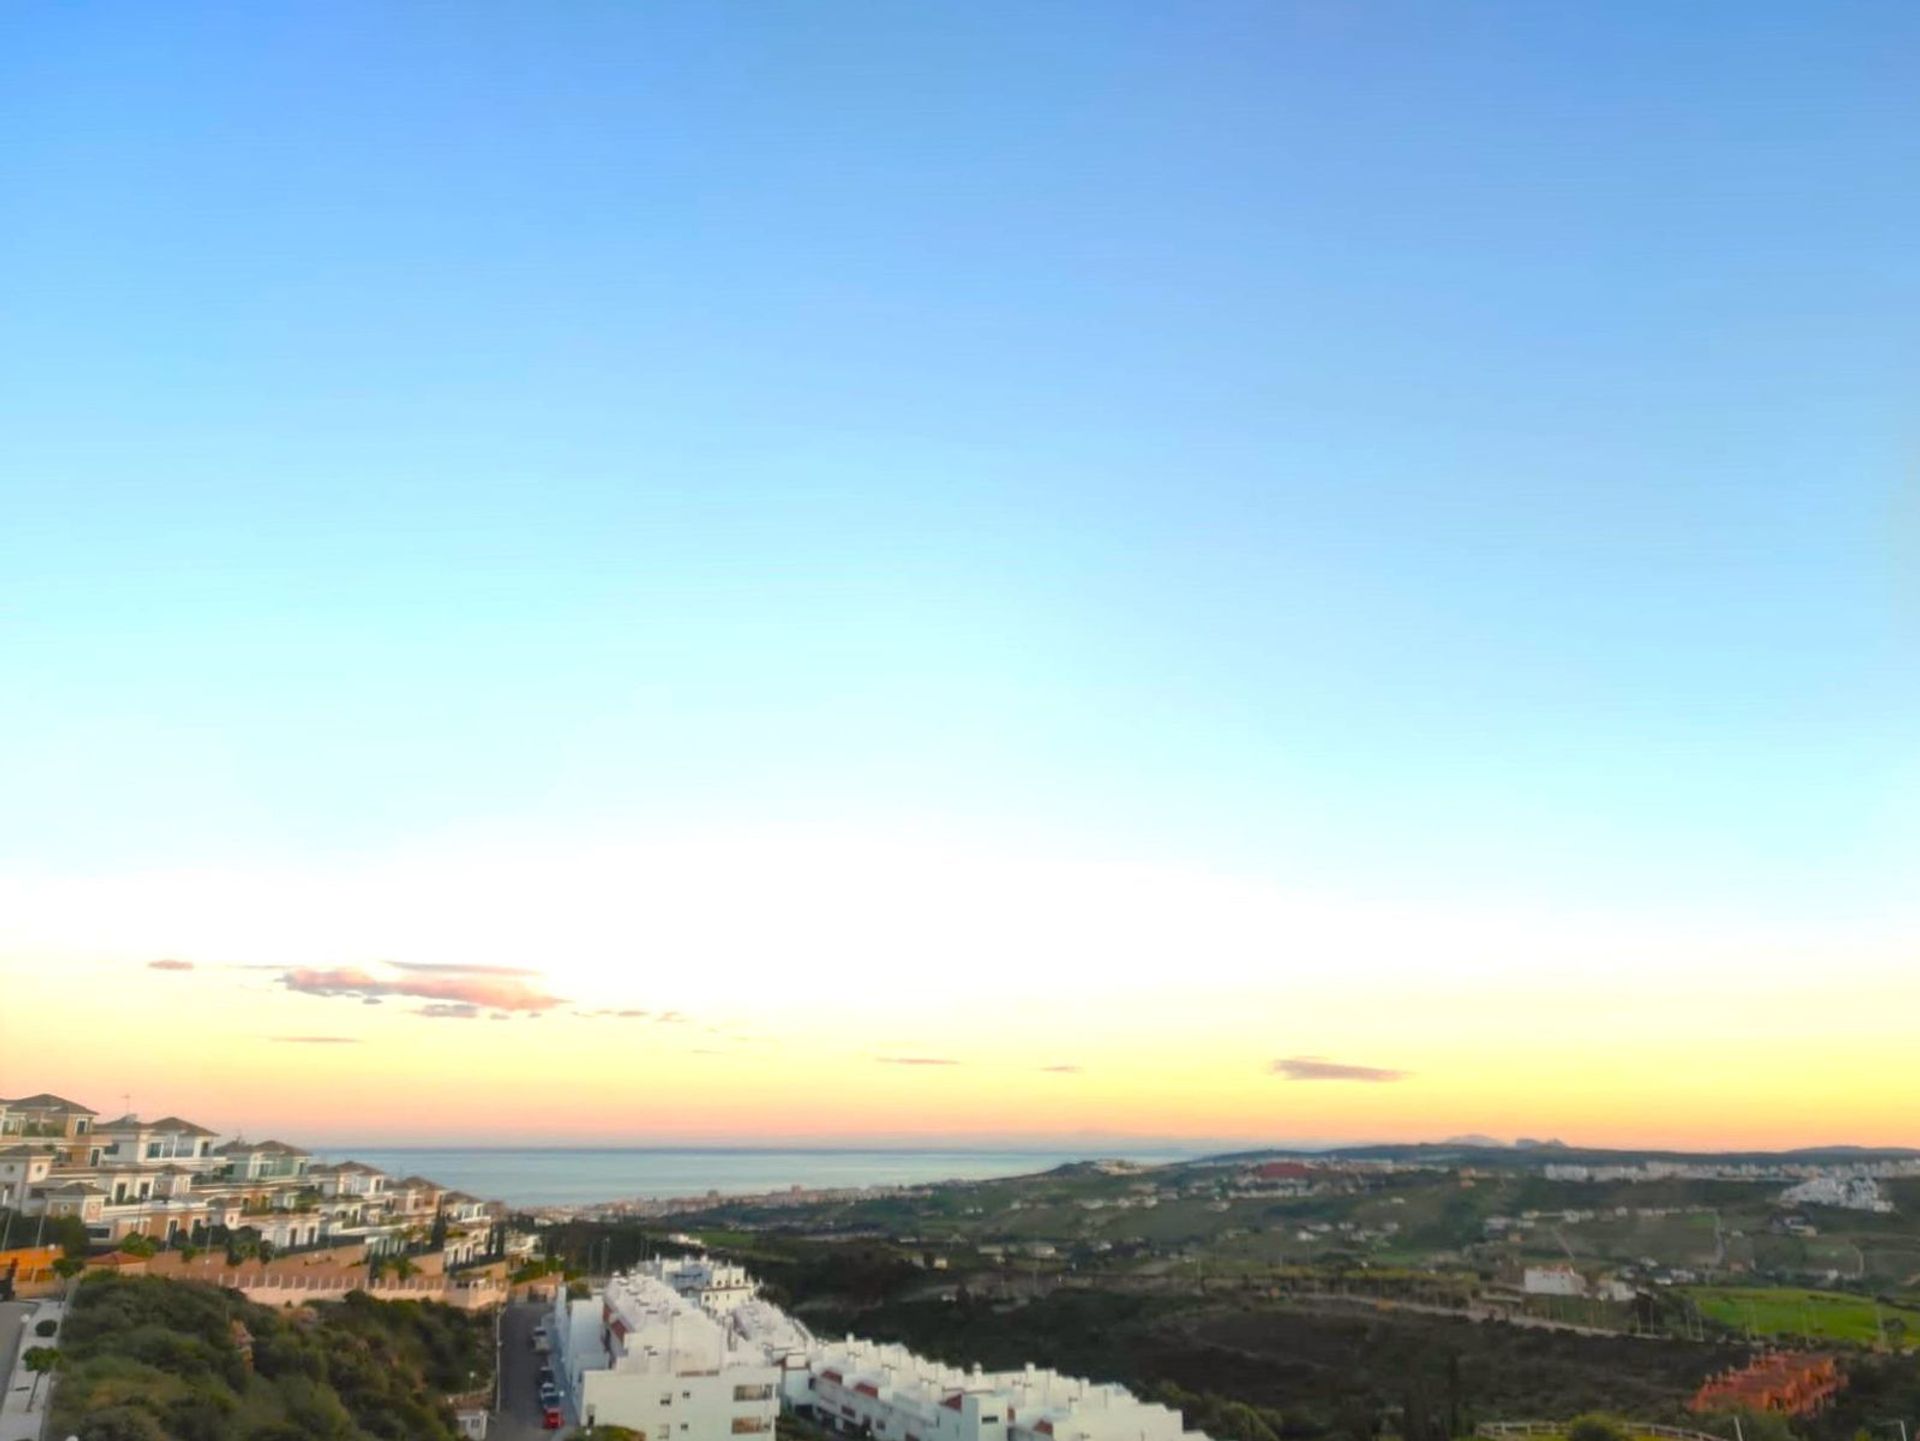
[4,823,1912,1149]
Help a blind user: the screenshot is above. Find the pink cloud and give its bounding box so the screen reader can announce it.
[1271,1056,1408,1083]
[279,965,563,1012]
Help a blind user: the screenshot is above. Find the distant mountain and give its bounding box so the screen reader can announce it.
[1196,1140,1920,1168]
[1441,1134,1508,1148]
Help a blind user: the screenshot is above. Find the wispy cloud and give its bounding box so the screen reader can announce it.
[654,1011,688,1024]
[1271,1056,1408,1083]
[417,1002,481,1019]
[877,1056,959,1067]
[278,964,563,1012]
[271,1035,361,1044]
[388,961,539,977]
[1039,1064,1083,1073]
[148,958,194,972]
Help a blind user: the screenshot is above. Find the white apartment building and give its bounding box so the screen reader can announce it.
[1521,1264,1586,1297]
[1780,1175,1893,1213]
[727,1298,816,1397]
[637,1255,760,1314]
[0,1145,58,1211]
[311,1161,388,1199]
[551,1270,782,1438]
[801,1338,1210,1441]
[93,1115,223,1172]
[214,1139,313,1182]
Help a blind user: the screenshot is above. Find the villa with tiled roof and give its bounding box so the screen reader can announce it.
[0,1086,508,1277]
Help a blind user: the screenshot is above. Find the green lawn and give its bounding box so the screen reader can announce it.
[1683,1285,1920,1347]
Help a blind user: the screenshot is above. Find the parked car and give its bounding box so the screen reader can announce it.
[542,1404,563,1430]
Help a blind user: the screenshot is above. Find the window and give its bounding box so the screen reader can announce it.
[733,1420,772,1434]
[734,1385,775,1403]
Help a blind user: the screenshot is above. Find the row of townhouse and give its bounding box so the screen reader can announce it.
[801,1340,1210,1441]
[554,1255,1210,1441]
[0,1091,499,1262]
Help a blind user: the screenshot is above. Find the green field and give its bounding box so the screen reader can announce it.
[1684,1285,1920,1347]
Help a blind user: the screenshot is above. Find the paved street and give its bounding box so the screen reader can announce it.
[0,1300,51,1441]
[0,1303,28,1406]
[493,1299,569,1440]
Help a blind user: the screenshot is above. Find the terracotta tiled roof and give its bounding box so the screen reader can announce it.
[0,1094,98,1115]
[149,1116,219,1137]
[214,1137,309,1156]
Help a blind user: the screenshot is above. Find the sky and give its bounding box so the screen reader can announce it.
[2,2,1915,1150]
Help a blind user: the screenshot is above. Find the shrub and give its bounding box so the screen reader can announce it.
[1566,1415,1629,1441]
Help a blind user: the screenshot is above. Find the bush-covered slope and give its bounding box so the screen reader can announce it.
[51,1274,490,1441]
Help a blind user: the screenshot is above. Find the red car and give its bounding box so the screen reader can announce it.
[542,1404,563,1430]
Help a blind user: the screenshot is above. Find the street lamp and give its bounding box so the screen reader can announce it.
[1873,1422,1908,1441]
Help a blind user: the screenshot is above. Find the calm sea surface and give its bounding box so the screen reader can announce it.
[325,1147,1193,1208]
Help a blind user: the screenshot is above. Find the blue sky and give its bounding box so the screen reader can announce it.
[4,0,1915,930]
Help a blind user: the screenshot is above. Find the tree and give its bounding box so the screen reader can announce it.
[118,1232,158,1258]
[21,1344,62,1407]
[430,1207,449,1251]
[40,1212,92,1257]
[1566,1416,1629,1441]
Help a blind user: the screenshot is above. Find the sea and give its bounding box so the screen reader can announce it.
[323,1147,1197,1209]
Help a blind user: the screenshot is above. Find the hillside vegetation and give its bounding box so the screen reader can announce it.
[50,1274,490,1441]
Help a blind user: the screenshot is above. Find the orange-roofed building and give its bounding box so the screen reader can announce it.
[1691,1351,1842,1416]
[0,1245,63,1297]
[1255,1162,1314,1181]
